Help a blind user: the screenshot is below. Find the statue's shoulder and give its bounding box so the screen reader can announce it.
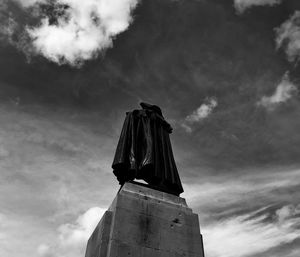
[124,104,172,133]
[126,109,146,116]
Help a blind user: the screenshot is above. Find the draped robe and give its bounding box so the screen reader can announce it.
[112,105,184,196]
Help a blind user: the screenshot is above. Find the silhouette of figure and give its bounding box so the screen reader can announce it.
[112,103,183,196]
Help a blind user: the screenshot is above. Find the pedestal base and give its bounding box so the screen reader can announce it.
[85,182,204,257]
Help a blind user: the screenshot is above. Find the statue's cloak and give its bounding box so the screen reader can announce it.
[112,105,183,195]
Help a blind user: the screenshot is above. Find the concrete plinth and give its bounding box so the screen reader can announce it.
[85,182,204,257]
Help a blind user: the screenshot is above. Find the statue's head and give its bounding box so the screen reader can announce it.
[140,102,163,116]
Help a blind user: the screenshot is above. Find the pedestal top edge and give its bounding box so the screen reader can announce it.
[120,182,188,207]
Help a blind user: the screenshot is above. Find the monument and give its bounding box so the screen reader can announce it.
[85,103,205,257]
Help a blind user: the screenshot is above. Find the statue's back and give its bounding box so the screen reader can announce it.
[112,102,184,195]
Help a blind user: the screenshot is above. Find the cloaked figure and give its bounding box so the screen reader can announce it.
[112,103,184,196]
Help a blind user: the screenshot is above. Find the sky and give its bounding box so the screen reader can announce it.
[0,0,300,257]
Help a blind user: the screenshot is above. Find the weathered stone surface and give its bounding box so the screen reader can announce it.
[85,182,205,257]
[85,211,113,257]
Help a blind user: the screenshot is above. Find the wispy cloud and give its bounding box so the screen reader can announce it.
[203,204,300,257]
[0,105,117,226]
[25,131,83,155]
[0,15,17,43]
[234,0,281,14]
[186,97,218,122]
[182,168,300,223]
[37,170,300,257]
[182,168,300,257]
[257,73,298,110]
[182,97,217,133]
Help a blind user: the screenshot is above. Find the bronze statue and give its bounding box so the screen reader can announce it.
[112,102,184,196]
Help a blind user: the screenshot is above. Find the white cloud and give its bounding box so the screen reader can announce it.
[37,244,51,257]
[181,97,217,132]
[257,73,298,110]
[23,0,139,66]
[276,11,300,63]
[202,205,300,257]
[1,0,139,66]
[58,207,105,247]
[38,207,106,257]
[186,98,217,123]
[276,205,300,224]
[234,0,281,14]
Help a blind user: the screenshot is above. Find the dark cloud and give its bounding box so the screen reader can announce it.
[1,0,300,176]
[1,1,300,257]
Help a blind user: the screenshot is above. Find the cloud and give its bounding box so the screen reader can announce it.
[38,207,105,257]
[257,73,298,110]
[0,212,8,240]
[181,97,217,132]
[28,0,139,66]
[12,0,46,8]
[186,97,218,123]
[203,204,300,257]
[0,16,17,43]
[234,0,281,14]
[2,0,139,66]
[276,11,300,63]
[0,105,119,257]
[58,207,105,247]
[183,168,300,213]
[0,146,9,159]
[0,211,50,257]
[0,1,299,257]
[26,131,83,155]
[86,159,107,173]
[37,244,51,257]
[276,205,300,224]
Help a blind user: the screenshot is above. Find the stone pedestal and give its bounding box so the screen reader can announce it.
[85,182,205,257]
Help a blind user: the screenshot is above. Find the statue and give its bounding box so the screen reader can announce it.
[112,102,184,196]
